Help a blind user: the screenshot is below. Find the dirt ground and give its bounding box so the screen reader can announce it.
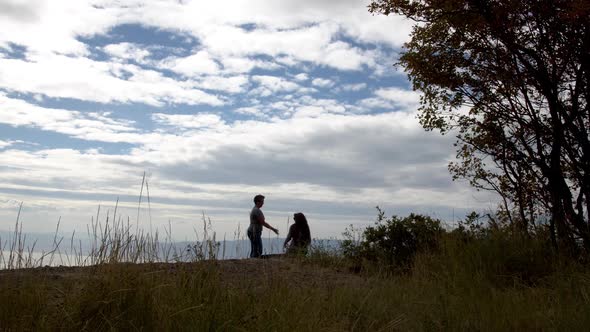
[0,257,364,290]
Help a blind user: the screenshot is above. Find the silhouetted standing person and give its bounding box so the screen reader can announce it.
[248,194,279,258]
[283,212,311,255]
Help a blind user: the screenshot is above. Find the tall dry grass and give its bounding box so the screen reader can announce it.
[0,202,230,270]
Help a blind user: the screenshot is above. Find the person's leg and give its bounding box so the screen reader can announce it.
[253,229,263,258]
[247,227,256,258]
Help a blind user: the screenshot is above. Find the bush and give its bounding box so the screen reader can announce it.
[341,208,444,271]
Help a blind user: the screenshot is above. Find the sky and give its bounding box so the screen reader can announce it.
[0,0,498,241]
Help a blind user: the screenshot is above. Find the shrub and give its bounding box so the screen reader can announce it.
[341,208,444,270]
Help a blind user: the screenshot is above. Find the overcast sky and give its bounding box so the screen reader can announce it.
[0,0,498,241]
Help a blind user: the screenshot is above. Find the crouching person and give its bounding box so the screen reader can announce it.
[283,212,311,256]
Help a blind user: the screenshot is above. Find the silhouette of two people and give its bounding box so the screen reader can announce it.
[247,195,311,258]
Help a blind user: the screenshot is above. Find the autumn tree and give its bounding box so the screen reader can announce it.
[369,0,590,253]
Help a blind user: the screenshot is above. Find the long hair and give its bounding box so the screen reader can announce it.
[293,212,311,244]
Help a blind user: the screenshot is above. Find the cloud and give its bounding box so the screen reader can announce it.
[311,78,335,88]
[104,42,150,62]
[0,0,413,71]
[251,75,301,97]
[358,97,394,110]
[234,95,352,119]
[0,1,116,56]
[293,73,309,81]
[134,110,451,190]
[357,87,421,111]
[0,94,144,143]
[197,23,374,71]
[292,97,347,117]
[193,75,249,94]
[342,83,366,91]
[375,87,421,106]
[10,147,166,201]
[1,109,454,196]
[160,50,220,76]
[0,54,224,106]
[0,0,42,22]
[238,94,358,120]
[322,41,373,71]
[219,56,282,74]
[152,113,226,130]
[151,0,412,48]
[234,106,266,117]
[0,140,14,149]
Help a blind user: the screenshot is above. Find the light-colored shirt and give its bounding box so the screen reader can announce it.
[250,206,264,225]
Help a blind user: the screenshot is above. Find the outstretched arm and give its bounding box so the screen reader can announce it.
[257,214,279,235]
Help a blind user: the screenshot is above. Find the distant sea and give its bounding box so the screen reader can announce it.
[0,237,341,269]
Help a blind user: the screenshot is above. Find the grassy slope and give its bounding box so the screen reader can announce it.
[2,213,589,331]
[1,254,590,331]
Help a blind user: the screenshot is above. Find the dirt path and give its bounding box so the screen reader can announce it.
[0,257,364,289]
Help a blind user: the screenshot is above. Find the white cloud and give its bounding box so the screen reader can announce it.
[340,8,413,48]
[0,148,147,205]
[199,23,330,57]
[0,140,14,149]
[357,87,422,111]
[138,0,412,48]
[237,95,352,119]
[251,75,301,97]
[293,73,309,81]
[194,75,249,94]
[234,106,266,117]
[197,23,374,71]
[0,55,223,106]
[292,106,329,118]
[342,83,367,91]
[311,78,335,88]
[116,112,466,215]
[295,96,347,116]
[252,75,299,91]
[323,41,373,71]
[375,87,421,107]
[0,1,116,56]
[0,0,412,74]
[269,101,294,112]
[358,97,394,110]
[2,109,450,194]
[160,50,220,76]
[152,113,226,130]
[104,42,150,62]
[0,94,144,143]
[0,0,42,23]
[219,56,281,74]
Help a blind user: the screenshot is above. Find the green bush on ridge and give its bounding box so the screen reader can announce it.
[341,208,444,271]
[341,208,575,284]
